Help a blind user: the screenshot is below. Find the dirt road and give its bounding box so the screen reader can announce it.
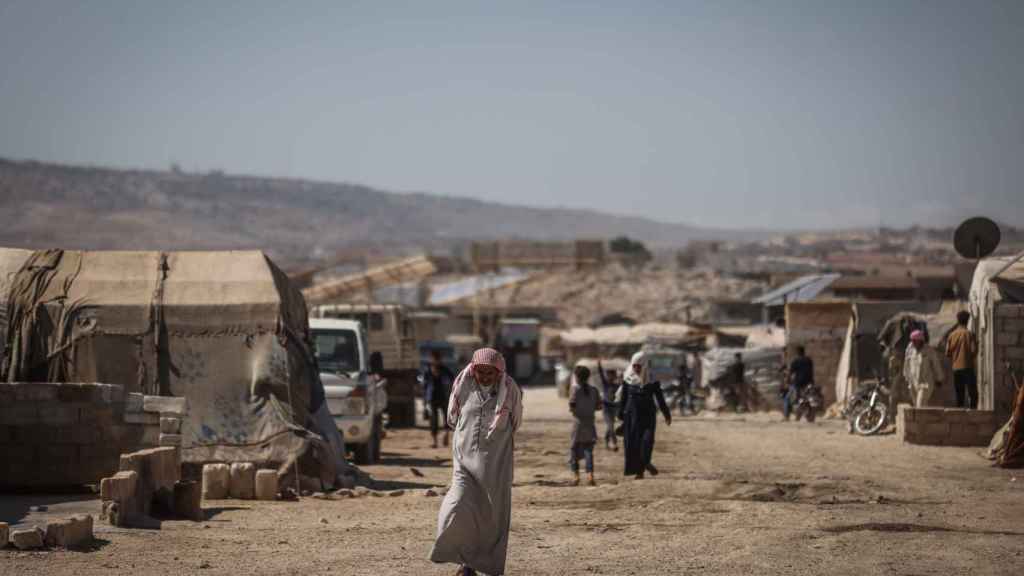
[4,387,1023,575]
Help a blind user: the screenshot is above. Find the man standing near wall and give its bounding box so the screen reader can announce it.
[946,311,979,409]
[904,330,945,407]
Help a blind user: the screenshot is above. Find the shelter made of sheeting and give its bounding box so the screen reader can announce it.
[0,248,345,483]
[969,256,1024,421]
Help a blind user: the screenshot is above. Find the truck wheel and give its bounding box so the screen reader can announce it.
[371,415,383,462]
[353,441,371,465]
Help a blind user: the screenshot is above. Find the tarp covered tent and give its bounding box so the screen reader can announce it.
[0,248,346,484]
[700,346,785,409]
[969,256,1024,419]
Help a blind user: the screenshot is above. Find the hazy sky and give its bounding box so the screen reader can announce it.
[1,1,1021,229]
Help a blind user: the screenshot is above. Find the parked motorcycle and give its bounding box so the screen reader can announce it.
[665,382,706,416]
[847,377,890,436]
[792,384,824,422]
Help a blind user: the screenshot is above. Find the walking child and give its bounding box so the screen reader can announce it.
[569,365,600,486]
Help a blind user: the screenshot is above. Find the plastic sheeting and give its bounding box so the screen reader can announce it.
[700,346,785,401]
[0,248,346,484]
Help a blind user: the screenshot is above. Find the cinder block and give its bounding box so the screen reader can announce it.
[923,421,950,439]
[124,412,160,426]
[159,433,182,446]
[997,332,1020,346]
[44,515,93,548]
[1003,318,1024,332]
[142,396,187,416]
[0,403,39,425]
[897,404,915,423]
[38,445,81,481]
[53,425,98,445]
[100,470,138,502]
[173,480,204,521]
[125,393,145,413]
[230,463,256,500]
[11,383,59,402]
[37,403,81,426]
[202,464,230,500]
[141,425,162,446]
[997,305,1021,318]
[1005,347,1024,360]
[10,527,44,550]
[255,469,278,501]
[160,417,181,434]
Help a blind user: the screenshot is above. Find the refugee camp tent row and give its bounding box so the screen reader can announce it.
[0,247,347,485]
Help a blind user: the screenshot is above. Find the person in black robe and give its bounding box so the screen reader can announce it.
[617,350,671,479]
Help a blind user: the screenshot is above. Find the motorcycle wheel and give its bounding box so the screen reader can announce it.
[853,405,887,436]
[805,408,817,423]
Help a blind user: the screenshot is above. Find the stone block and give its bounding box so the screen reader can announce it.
[38,445,81,481]
[38,403,81,426]
[202,464,230,500]
[160,417,182,434]
[1005,347,1024,360]
[1003,318,1024,332]
[255,469,278,501]
[125,393,145,413]
[913,409,944,424]
[897,404,914,423]
[44,514,93,548]
[53,425,98,445]
[11,527,45,550]
[100,470,138,502]
[0,522,8,547]
[1,403,39,425]
[119,447,180,515]
[11,383,60,402]
[159,433,182,447]
[124,411,160,426]
[997,332,1020,346]
[997,305,1022,318]
[923,421,950,439]
[229,462,256,500]
[173,480,204,521]
[143,395,188,416]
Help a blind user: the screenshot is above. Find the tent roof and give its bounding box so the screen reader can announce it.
[559,323,707,347]
[971,255,1024,304]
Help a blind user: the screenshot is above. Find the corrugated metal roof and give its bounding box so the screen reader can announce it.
[752,273,841,306]
[427,270,530,305]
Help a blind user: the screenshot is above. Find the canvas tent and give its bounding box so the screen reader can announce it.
[700,346,785,409]
[1,248,346,484]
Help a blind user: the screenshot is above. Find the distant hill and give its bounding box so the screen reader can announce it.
[0,158,768,267]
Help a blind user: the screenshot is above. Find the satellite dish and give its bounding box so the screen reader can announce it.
[954,217,1001,260]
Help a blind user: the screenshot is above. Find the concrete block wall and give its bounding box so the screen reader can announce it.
[991,304,1024,424]
[0,383,188,489]
[897,404,998,446]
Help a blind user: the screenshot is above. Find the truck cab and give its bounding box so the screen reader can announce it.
[310,318,387,465]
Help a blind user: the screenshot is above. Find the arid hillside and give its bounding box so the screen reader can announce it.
[0,158,762,266]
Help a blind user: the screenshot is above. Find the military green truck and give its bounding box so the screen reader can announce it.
[310,304,420,427]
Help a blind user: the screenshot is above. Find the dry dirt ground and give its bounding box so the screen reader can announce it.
[4,387,1024,576]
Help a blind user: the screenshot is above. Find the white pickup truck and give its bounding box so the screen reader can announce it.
[310,318,388,465]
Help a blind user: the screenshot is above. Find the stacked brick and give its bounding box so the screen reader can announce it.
[0,516,94,550]
[991,304,1024,422]
[99,446,202,527]
[0,383,187,489]
[897,405,997,446]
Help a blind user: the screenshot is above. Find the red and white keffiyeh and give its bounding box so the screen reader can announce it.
[447,347,523,437]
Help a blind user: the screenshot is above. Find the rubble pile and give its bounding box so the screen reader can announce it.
[465,264,765,326]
